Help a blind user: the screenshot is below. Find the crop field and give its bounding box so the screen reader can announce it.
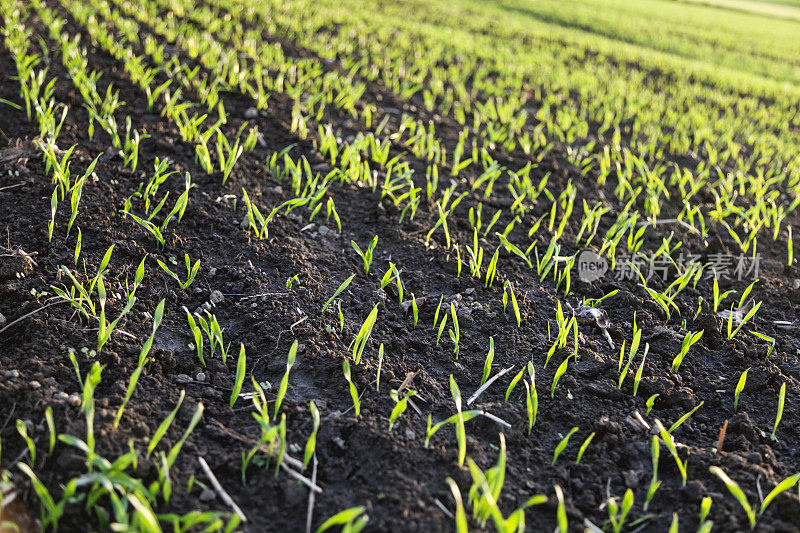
[1,0,799,530]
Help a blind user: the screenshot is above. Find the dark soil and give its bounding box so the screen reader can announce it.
[2,3,800,532]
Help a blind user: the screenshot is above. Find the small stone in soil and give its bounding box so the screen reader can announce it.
[196,372,206,382]
[210,290,224,305]
[54,391,69,404]
[199,488,216,502]
[176,374,192,384]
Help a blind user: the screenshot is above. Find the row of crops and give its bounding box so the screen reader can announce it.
[0,0,799,530]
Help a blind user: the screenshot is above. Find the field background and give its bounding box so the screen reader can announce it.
[1,0,799,531]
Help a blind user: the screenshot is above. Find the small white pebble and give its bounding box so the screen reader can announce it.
[195,372,206,382]
[54,391,70,404]
[210,290,224,305]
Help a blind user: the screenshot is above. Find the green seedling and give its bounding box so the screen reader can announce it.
[450,375,467,465]
[645,394,659,415]
[351,235,378,274]
[323,274,355,313]
[376,344,384,391]
[445,478,468,533]
[551,356,570,397]
[96,274,137,354]
[555,485,568,533]
[343,359,361,416]
[727,301,762,340]
[462,433,547,530]
[315,507,368,533]
[657,420,687,486]
[380,262,404,305]
[760,473,800,515]
[274,340,297,417]
[81,362,102,453]
[749,330,775,357]
[388,389,415,430]
[482,337,495,385]
[668,514,679,533]
[448,303,460,358]
[73,228,81,264]
[712,278,734,313]
[505,368,524,402]
[575,432,595,464]
[734,368,750,410]
[351,304,378,364]
[709,466,755,529]
[304,401,320,467]
[697,496,713,532]
[243,379,279,480]
[121,210,165,247]
[195,310,230,363]
[215,127,244,183]
[668,401,704,434]
[671,330,703,372]
[116,299,162,428]
[633,342,649,396]
[433,295,444,329]
[503,281,521,327]
[166,401,204,469]
[45,407,55,454]
[183,306,205,366]
[157,254,200,289]
[485,247,500,288]
[644,436,661,511]
[425,410,482,447]
[230,343,246,408]
[771,382,786,441]
[607,489,634,533]
[552,427,578,465]
[148,390,185,458]
[16,420,35,466]
[524,362,539,433]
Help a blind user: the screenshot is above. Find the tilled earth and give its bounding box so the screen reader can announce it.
[2,5,800,532]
